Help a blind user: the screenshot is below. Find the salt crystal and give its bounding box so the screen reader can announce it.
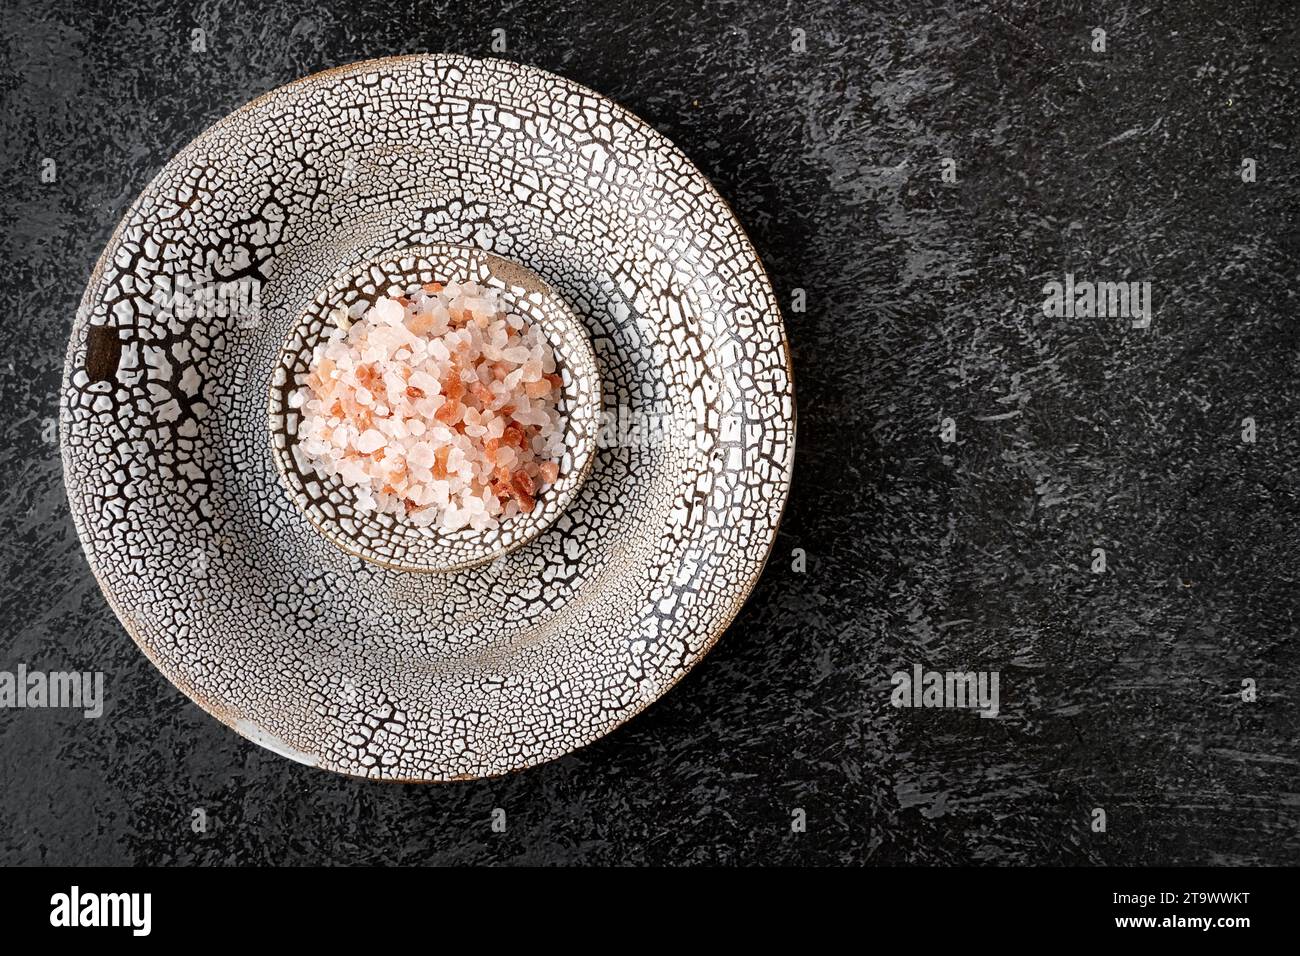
[373,297,406,326]
[355,428,386,454]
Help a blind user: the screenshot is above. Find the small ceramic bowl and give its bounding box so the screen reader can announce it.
[267,244,602,572]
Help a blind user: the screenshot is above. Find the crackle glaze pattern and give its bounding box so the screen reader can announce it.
[269,243,603,573]
[60,54,794,780]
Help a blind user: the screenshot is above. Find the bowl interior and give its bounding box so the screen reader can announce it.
[267,244,602,572]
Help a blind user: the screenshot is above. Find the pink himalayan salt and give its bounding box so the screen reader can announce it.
[291,280,564,533]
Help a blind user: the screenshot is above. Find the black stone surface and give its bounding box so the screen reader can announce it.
[1,0,1297,865]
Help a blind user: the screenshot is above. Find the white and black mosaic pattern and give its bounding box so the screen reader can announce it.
[60,54,794,780]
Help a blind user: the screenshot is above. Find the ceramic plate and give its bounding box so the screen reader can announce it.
[61,54,794,781]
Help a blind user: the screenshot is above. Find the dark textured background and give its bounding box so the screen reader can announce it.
[1,0,1297,865]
